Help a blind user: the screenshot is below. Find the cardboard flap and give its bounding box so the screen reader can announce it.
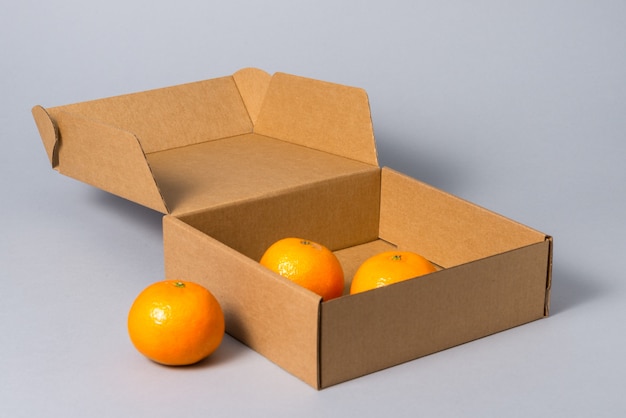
[254,72,379,166]
[233,68,272,124]
[32,105,59,167]
[33,69,381,215]
[51,110,169,213]
[48,76,253,154]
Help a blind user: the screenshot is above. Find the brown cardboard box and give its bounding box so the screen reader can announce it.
[32,68,552,389]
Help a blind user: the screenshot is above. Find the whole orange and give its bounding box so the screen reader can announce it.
[127,280,225,366]
[259,237,344,301]
[349,251,437,295]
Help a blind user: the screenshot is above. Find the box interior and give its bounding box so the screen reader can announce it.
[169,166,551,388]
[177,166,548,295]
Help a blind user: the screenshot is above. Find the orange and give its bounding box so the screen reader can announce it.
[127,280,225,366]
[259,237,344,301]
[349,251,437,295]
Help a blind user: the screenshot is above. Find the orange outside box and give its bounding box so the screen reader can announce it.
[32,68,552,389]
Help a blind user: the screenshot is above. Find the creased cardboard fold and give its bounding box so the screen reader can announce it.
[32,105,59,167]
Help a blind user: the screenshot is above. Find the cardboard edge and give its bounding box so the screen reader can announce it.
[232,68,272,125]
[32,105,60,168]
[544,235,553,316]
[316,299,323,390]
[52,109,170,213]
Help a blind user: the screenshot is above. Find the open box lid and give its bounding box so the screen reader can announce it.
[32,68,379,215]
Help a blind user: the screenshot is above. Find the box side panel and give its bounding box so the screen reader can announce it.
[320,240,551,388]
[163,216,322,388]
[50,76,253,154]
[254,72,378,166]
[51,110,168,213]
[380,167,548,268]
[178,168,382,261]
[145,134,379,216]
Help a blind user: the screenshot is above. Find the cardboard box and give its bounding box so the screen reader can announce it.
[32,68,552,389]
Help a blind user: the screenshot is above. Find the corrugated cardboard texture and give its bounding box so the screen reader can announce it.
[319,240,551,388]
[379,167,547,268]
[544,237,553,315]
[163,215,322,388]
[146,134,379,215]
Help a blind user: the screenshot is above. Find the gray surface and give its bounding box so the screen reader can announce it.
[2,1,625,417]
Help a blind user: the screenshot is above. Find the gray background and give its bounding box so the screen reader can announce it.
[2,1,625,417]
